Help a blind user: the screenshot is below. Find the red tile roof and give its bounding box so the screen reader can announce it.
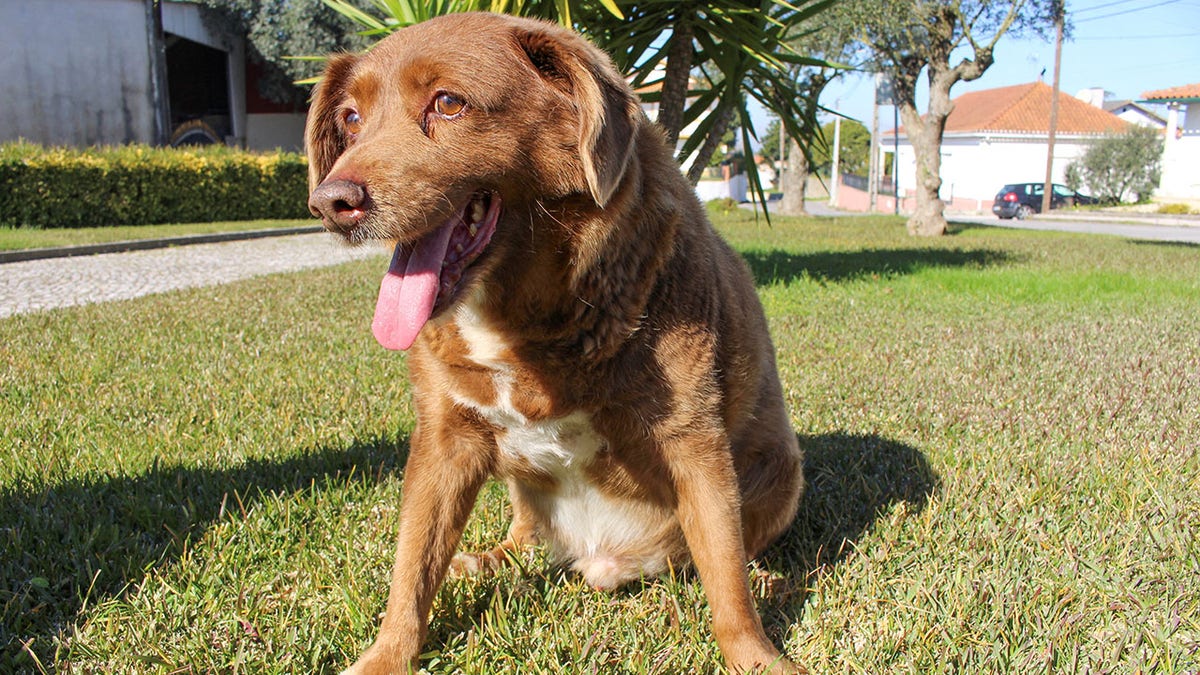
[892,81,1128,136]
[1142,82,1200,101]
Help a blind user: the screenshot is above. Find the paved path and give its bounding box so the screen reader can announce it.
[0,233,387,318]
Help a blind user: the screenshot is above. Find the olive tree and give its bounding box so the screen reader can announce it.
[1065,126,1163,205]
[836,0,1060,235]
[194,0,368,106]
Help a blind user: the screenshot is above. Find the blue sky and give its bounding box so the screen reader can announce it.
[801,0,1200,129]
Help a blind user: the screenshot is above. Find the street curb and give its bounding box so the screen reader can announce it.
[1029,213,1200,228]
[0,225,326,264]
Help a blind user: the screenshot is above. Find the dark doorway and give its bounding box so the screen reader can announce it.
[164,35,231,146]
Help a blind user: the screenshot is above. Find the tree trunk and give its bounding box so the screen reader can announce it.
[905,120,946,236]
[656,18,694,150]
[777,138,808,215]
[685,105,735,185]
[899,70,957,237]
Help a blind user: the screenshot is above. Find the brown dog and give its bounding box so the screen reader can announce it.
[305,12,804,674]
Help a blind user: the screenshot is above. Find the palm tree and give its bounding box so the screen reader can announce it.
[323,0,833,203]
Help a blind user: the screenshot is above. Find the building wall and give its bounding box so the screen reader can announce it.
[0,0,157,146]
[1159,103,1199,201]
[891,134,1099,205]
[246,113,307,152]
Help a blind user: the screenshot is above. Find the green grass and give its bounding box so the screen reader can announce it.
[0,219,318,251]
[2,213,1198,673]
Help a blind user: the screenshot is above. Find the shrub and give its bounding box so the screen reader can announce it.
[0,142,310,228]
[1063,126,1163,205]
[707,197,741,214]
[1156,202,1195,215]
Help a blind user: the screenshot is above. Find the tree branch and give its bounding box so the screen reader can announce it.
[685,104,736,185]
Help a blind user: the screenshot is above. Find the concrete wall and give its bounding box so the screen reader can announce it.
[0,0,157,146]
[246,113,307,152]
[0,0,302,151]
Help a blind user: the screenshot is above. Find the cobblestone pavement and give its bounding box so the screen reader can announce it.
[0,233,388,318]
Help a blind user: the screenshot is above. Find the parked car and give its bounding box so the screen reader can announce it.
[992,183,1097,219]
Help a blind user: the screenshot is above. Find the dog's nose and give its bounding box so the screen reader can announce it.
[309,179,369,233]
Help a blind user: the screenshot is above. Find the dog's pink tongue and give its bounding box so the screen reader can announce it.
[372,222,455,351]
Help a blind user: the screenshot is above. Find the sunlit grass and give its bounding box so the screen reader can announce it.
[2,213,1198,672]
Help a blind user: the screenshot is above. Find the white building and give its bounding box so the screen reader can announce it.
[0,0,307,150]
[1142,83,1200,203]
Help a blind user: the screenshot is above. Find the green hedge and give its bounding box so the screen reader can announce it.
[0,142,310,228]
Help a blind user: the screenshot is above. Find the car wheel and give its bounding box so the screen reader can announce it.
[170,120,221,147]
[1015,205,1034,220]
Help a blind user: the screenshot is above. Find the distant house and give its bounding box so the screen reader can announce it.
[1142,83,1200,202]
[865,81,1127,213]
[1104,100,1166,129]
[1075,87,1167,129]
[0,0,307,151]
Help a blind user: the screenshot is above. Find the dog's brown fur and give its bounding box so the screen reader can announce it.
[305,13,804,673]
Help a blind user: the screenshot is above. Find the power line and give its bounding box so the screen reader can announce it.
[1072,0,1143,15]
[1075,0,1182,22]
[1075,31,1200,39]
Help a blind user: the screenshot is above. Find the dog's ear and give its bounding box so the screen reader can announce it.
[305,53,358,191]
[516,28,640,207]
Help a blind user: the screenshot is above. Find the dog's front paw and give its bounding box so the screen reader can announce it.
[341,641,417,675]
[449,544,523,578]
[730,656,807,675]
[449,550,500,577]
[724,640,807,675]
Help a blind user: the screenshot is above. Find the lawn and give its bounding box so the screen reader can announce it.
[2,211,1197,673]
[0,219,318,251]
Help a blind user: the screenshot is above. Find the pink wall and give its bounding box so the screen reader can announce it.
[832,180,994,214]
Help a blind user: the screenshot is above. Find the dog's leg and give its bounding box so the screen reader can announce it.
[449,479,539,576]
[737,437,804,559]
[344,420,491,675]
[667,433,806,675]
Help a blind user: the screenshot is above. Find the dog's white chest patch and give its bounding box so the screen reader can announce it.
[452,302,605,471]
[451,303,675,587]
[454,299,509,369]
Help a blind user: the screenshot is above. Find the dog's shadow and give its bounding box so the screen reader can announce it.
[2,430,935,669]
[756,432,939,630]
[0,436,405,670]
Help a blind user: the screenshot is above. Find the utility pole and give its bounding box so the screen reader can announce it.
[893,103,900,215]
[868,75,882,212]
[830,114,842,207]
[1042,0,1065,214]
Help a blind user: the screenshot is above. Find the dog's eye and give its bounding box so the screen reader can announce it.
[343,110,363,135]
[433,93,466,118]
